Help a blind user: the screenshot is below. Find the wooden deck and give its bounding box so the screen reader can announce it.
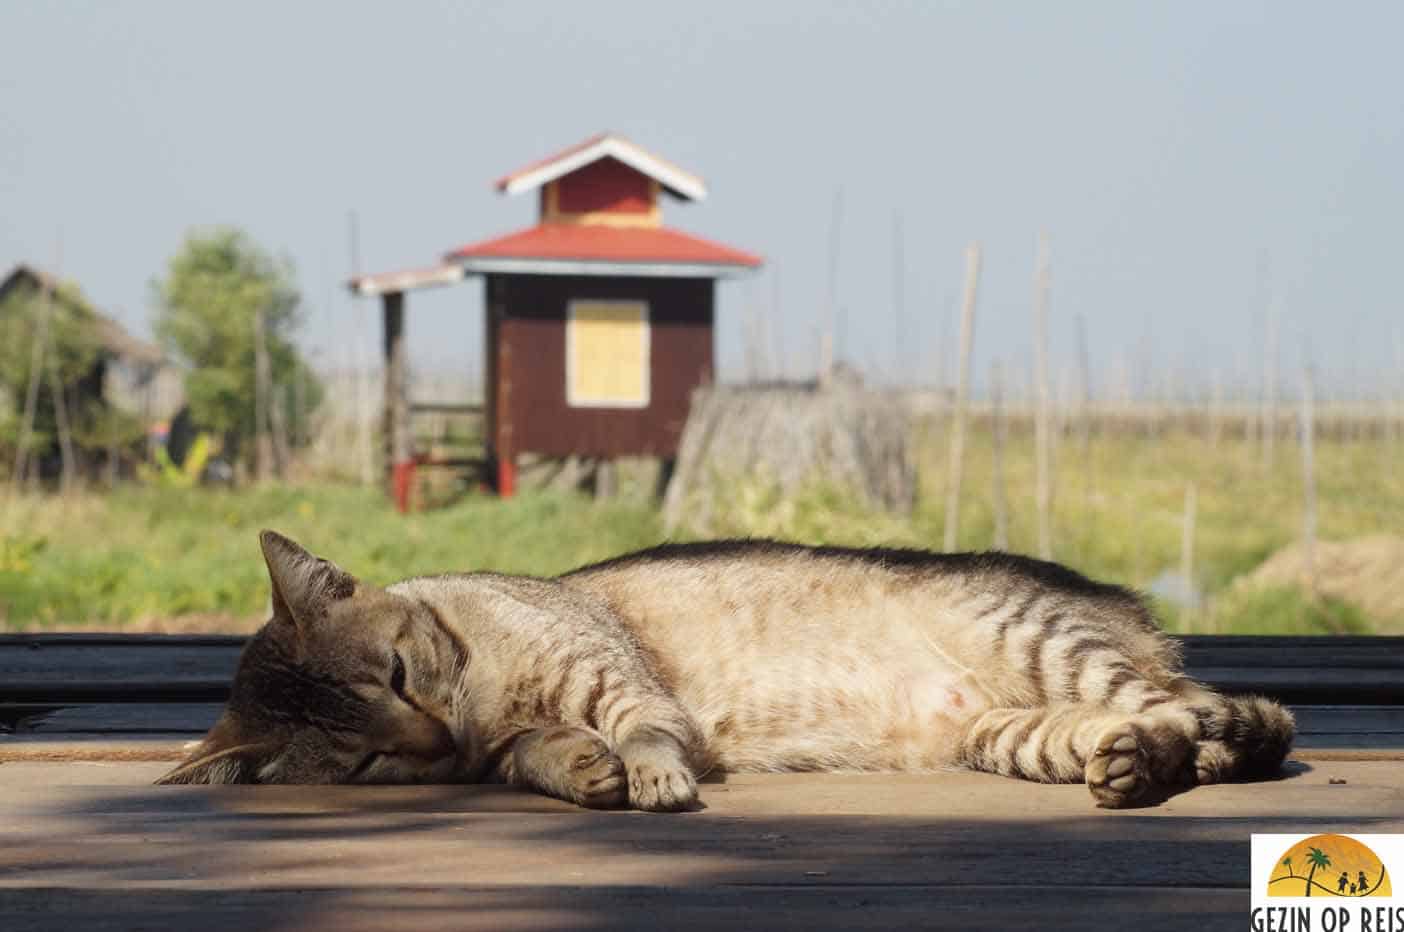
[2,634,1402,930]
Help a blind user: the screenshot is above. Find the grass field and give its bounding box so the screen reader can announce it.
[1,423,1400,633]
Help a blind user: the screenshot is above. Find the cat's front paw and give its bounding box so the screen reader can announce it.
[626,757,698,812]
[562,735,628,809]
[617,729,699,812]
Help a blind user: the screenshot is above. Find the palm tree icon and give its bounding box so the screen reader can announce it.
[1304,847,1333,896]
[1281,857,1294,878]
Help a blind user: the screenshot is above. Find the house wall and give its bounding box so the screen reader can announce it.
[486,273,713,460]
[538,158,661,227]
[554,157,654,214]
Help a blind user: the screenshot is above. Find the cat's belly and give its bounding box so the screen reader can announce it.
[691,658,996,773]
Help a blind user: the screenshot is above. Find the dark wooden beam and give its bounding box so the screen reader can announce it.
[381,291,412,511]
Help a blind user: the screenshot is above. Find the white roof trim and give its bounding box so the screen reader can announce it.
[501,136,708,202]
[453,256,755,279]
[350,264,466,296]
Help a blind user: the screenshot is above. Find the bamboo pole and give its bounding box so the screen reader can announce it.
[821,187,843,383]
[254,304,273,482]
[743,280,762,383]
[1299,366,1317,596]
[990,358,1009,551]
[1261,296,1279,469]
[349,209,374,485]
[770,264,784,381]
[11,264,57,489]
[1209,369,1224,449]
[892,210,905,388]
[1180,481,1199,629]
[47,351,77,495]
[943,243,981,553]
[1074,313,1092,449]
[1180,482,1197,592]
[1393,326,1403,449]
[1032,233,1054,560]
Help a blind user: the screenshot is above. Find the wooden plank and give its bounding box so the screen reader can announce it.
[409,402,484,415]
[1293,705,1404,735]
[0,886,1244,932]
[1,635,1400,706]
[1189,668,1403,704]
[14,702,223,734]
[0,767,1398,931]
[0,635,242,702]
[0,733,187,763]
[5,701,1401,764]
[1,761,1399,817]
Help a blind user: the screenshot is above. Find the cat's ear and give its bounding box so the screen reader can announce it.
[154,742,269,785]
[154,719,271,785]
[259,530,358,626]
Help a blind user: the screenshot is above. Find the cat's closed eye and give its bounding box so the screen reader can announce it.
[390,651,407,697]
[348,751,384,781]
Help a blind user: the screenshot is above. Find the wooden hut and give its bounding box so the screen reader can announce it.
[351,134,761,504]
[1,264,185,480]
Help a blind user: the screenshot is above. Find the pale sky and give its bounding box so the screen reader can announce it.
[3,1,1401,399]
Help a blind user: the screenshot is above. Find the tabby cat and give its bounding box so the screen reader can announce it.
[157,531,1294,810]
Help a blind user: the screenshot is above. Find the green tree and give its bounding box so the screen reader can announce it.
[1281,857,1294,878]
[153,228,321,467]
[1304,847,1332,896]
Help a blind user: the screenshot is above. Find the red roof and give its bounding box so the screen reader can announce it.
[447,224,762,271]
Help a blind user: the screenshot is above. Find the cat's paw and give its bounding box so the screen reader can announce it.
[561,734,628,809]
[1191,739,1239,786]
[1086,726,1152,808]
[626,757,698,812]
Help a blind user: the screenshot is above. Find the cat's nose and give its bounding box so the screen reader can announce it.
[404,711,458,762]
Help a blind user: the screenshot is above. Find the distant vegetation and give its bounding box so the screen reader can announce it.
[153,227,323,473]
[1,423,1399,633]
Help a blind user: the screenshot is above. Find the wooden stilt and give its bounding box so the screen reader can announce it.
[382,291,413,512]
[496,456,516,498]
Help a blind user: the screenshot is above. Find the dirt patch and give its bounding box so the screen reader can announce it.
[1239,535,1404,631]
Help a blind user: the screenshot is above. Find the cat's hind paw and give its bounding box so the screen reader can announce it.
[1086,726,1152,808]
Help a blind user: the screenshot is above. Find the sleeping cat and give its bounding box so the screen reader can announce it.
[157,530,1294,810]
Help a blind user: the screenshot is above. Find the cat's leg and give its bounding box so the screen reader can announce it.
[1168,684,1296,785]
[582,680,706,811]
[534,652,706,810]
[546,665,706,811]
[955,702,1199,808]
[493,725,628,809]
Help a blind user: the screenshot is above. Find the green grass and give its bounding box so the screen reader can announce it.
[0,484,665,628]
[2,423,1400,633]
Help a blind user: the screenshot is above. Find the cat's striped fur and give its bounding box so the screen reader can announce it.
[157,532,1294,810]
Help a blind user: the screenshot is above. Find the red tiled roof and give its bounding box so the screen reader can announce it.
[447,224,762,268]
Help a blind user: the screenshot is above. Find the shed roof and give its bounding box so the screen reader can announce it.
[0,264,166,366]
[446,223,762,278]
[494,133,708,202]
[349,263,465,297]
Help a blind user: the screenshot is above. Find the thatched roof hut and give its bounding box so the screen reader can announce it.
[0,263,184,423]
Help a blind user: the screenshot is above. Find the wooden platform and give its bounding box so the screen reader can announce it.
[2,634,1402,930]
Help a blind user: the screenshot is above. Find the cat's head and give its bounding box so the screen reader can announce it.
[156,531,475,786]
